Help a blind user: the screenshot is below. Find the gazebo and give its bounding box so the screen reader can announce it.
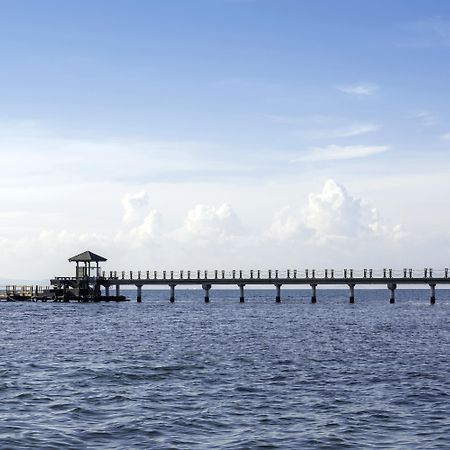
[69,251,107,279]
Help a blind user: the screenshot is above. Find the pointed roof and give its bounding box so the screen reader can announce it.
[69,251,107,263]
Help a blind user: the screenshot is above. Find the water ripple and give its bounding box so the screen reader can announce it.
[0,289,449,448]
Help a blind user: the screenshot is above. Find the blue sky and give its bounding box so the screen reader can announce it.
[0,0,450,279]
[2,0,450,141]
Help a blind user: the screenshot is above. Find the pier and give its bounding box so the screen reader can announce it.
[2,251,448,304]
[40,250,450,305]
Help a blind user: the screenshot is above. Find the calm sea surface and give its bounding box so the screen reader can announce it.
[1,289,449,449]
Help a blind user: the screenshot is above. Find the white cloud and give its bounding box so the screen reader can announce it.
[0,120,241,188]
[296,144,389,162]
[304,180,366,238]
[126,210,162,246]
[0,229,110,280]
[440,132,450,140]
[336,83,379,96]
[266,180,405,243]
[412,110,437,127]
[117,191,162,246]
[122,190,150,223]
[300,123,380,140]
[267,115,380,140]
[265,206,306,241]
[175,204,242,242]
[1,120,449,278]
[1,177,448,279]
[304,180,405,241]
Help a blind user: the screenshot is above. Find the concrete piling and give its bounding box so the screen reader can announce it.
[388,283,396,304]
[239,284,245,303]
[136,284,142,303]
[349,283,355,304]
[202,284,211,303]
[430,283,436,305]
[311,283,317,303]
[275,284,281,303]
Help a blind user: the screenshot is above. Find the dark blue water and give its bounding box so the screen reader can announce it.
[1,289,449,449]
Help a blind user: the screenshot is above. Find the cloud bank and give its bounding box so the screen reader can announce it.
[0,180,422,280]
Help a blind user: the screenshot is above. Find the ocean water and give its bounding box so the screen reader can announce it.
[1,289,449,449]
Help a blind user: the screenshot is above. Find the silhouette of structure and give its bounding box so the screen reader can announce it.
[46,251,449,304]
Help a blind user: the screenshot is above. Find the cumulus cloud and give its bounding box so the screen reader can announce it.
[336,83,379,96]
[304,180,365,238]
[296,144,389,162]
[0,177,439,279]
[122,190,150,223]
[265,206,306,241]
[126,210,162,246]
[117,191,162,246]
[176,204,242,242]
[266,180,405,243]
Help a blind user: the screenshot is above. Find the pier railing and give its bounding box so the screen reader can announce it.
[0,285,51,299]
[25,266,450,304]
[98,268,449,281]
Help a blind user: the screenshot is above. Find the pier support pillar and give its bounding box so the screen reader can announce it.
[63,284,69,302]
[275,284,281,303]
[202,284,211,303]
[388,283,396,304]
[430,283,436,305]
[136,284,143,303]
[311,284,317,304]
[169,284,176,303]
[239,284,245,303]
[93,281,101,301]
[349,283,355,304]
[116,284,120,297]
[105,284,110,298]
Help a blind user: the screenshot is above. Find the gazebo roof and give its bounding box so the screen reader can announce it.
[68,251,107,263]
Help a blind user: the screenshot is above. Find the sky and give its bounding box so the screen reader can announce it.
[1,0,450,281]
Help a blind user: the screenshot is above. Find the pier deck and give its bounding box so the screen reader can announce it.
[51,267,449,304]
[3,252,445,303]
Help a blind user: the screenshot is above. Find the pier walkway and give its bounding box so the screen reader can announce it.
[52,267,449,304]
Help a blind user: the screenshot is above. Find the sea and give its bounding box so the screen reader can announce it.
[1,288,449,449]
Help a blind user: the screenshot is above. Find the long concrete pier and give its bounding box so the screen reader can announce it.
[52,267,450,304]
